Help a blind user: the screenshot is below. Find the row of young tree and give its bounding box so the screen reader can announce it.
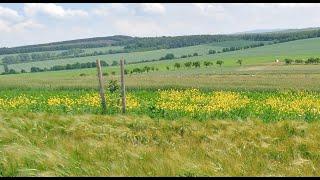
[167,60,226,70]
[0,60,109,75]
[284,57,320,65]
[222,43,265,52]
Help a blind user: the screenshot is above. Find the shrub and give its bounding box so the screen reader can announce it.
[107,80,120,93]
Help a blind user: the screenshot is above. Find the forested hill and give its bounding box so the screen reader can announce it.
[1,27,320,55]
[118,28,320,50]
[0,35,133,55]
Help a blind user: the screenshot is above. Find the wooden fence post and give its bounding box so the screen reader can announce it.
[96,59,107,113]
[120,58,126,113]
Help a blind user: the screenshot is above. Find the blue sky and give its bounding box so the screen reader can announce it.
[1,3,320,47]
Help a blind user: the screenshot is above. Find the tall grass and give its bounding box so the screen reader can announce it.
[0,111,320,176]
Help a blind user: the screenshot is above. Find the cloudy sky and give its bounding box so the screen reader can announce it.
[1,3,320,47]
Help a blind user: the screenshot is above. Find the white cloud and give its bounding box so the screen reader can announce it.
[273,3,320,8]
[12,20,45,32]
[114,19,164,36]
[0,6,23,21]
[24,3,88,19]
[192,3,229,21]
[139,3,165,15]
[92,3,133,16]
[0,19,11,32]
[0,19,44,33]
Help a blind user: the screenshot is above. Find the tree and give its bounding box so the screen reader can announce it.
[100,60,108,66]
[184,62,192,68]
[164,53,175,60]
[192,61,200,68]
[66,64,72,69]
[112,60,119,66]
[8,69,17,74]
[237,59,243,66]
[31,67,41,72]
[295,59,304,64]
[107,80,119,93]
[216,60,224,73]
[284,58,293,65]
[174,63,181,69]
[193,52,198,56]
[3,64,9,73]
[208,49,216,54]
[204,61,213,67]
[143,66,151,73]
[216,60,224,67]
[166,66,170,70]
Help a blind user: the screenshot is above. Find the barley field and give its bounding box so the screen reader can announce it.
[1,111,320,176]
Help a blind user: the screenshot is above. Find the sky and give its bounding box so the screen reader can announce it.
[1,3,320,47]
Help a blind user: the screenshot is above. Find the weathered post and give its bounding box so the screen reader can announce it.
[96,59,107,113]
[120,58,126,113]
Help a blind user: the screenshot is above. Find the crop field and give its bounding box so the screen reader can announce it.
[1,111,320,176]
[3,37,320,74]
[3,40,267,73]
[5,43,223,73]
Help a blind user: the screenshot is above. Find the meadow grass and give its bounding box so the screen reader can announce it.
[0,111,320,176]
[1,63,320,91]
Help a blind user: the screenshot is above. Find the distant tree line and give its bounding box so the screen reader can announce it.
[2,28,320,55]
[284,57,320,65]
[1,38,267,65]
[222,43,265,52]
[0,60,108,75]
[114,29,320,50]
[0,35,132,55]
[1,48,130,64]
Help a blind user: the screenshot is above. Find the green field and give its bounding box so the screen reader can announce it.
[1,61,320,91]
[2,32,320,177]
[3,40,267,73]
[5,37,320,74]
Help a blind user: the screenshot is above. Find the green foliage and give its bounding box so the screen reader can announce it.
[285,58,293,65]
[237,59,243,66]
[174,63,181,69]
[208,49,216,54]
[216,60,224,67]
[107,80,120,93]
[111,60,119,66]
[160,53,175,60]
[203,61,213,67]
[184,62,192,68]
[295,59,304,64]
[192,61,200,68]
[102,72,109,76]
